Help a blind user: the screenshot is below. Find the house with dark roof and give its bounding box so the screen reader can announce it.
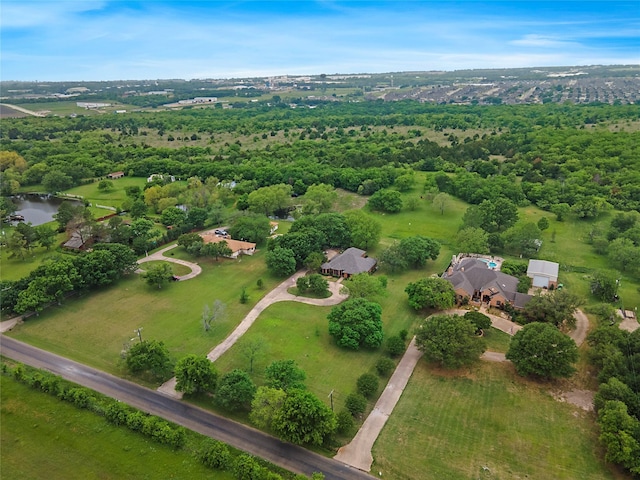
[321,247,377,279]
[443,257,532,309]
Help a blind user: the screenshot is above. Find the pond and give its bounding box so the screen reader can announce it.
[8,194,82,226]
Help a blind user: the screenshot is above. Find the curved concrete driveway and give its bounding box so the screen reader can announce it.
[137,244,202,280]
[158,270,348,398]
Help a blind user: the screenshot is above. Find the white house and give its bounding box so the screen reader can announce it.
[527,259,559,289]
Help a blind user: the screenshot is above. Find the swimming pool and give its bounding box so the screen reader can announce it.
[479,258,498,269]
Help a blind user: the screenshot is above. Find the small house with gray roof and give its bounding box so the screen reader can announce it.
[527,259,559,289]
[321,247,377,279]
[443,257,532,309]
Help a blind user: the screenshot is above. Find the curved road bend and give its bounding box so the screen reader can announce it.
[0,336,373,480]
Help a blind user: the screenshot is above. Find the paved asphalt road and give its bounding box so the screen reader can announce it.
[0,336,373,480]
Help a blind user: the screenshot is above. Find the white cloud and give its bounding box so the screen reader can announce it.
[510,34,581,49]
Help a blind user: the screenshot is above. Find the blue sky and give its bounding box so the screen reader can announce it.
[1,1,638,81]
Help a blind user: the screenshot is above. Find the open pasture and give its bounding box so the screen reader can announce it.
[1,376,228,480]
[372,361,620,480]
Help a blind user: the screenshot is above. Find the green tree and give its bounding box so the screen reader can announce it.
[368,189,403,213]
[537,216,550,231]
[344,210,381,250]
[405,277,456,310]
[523,290,582,328]
[250,386,287,430]
[303,183,337,214]
[229,213,272,244]
[248,183,292,216]
[196,439,232,470]
[432,192,450,215]
[386,335,406,357]
[240,337,267,373]
[272,389,337,446]
[502,222,542,257]
[341,272,387,299]
[376,357,396,376]
[477,198,519,232]
[399,235,440,268]
[35,224,57,250]
[327,298,384,350]
[506,322,578,379]
[6,230,28,260]
[216,369,256,411]
[307,273,329,295]
[160,206,187,226]
[345,392,367,416]
[125,340,173,381]
[42,170,74,192]
[266,247,297,277]
[551,203,571,221]
[598,401,640,474]
[265,359,306,391]
[379,243,408,273]
[415,314,486,368]
[304,251,326,271]
[608,238,640,273]
[590,271,619,302]
[174,354,218,395]
[356,373,379,398]
[464,311,492,333]
[456,227,489,254]
[129,198,148,219]
[97,179,114,191]
[142,263,174,289]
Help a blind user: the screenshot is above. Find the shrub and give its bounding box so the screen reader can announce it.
[105,402,131,426]
[197,439,232,470]
[376,357,395,376]
[345,392,367,416]
[398,329,408,341]
[386,335,406,356]
[336,409,355,434]
[357,373,379,398]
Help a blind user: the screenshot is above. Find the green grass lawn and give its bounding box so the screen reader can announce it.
[371,361,620,480]
[212,301,384,413]
[139,260,192,276]
[483,327,512,353]
[0,375,229,480]
[7,249,280,379]
[0,236,66,282]
[64,177,147,209]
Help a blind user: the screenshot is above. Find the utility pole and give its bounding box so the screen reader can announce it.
[328,389,334,411]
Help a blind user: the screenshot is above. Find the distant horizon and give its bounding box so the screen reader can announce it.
[2,63,639,84]
[2,1,639,82]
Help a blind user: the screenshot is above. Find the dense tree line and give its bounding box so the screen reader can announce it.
[0,243,138,315]
[587,326,640,476]
[1,103,638,213]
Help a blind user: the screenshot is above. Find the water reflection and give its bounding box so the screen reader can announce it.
[8,194,81,226]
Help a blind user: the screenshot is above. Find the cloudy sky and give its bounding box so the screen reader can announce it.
[1,1,638,81]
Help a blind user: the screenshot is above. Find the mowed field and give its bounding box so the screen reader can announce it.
[7,249,280,379]
[0,376,229,480]
[372,361,621,480]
